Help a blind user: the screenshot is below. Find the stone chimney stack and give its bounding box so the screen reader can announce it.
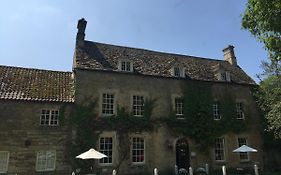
[76,18,87,47]
[223,45,237,66]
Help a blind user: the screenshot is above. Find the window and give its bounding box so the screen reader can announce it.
[102,93,115,116]
[236,102,245,119]
[0,151,9,173]
[133,95,144,116]
[220,71,230,82]
[119,60,133,72]
[132,137,145,163]
[175,98,184,118]
[36,150,56,172]
[213,102,221,120]
[214,138,225,161]
[40,109,59,126]
[238,137,249,161]
[173,66,185,77]
[99,137,113,164]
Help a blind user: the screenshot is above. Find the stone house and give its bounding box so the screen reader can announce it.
[0,18,263,175]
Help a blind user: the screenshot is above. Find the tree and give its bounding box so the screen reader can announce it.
[242,0,281,62]
[242,0,281,138]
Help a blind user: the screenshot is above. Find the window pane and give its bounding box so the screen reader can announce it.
[133,95,144,116]
[36,151,56,172]
[102,93,114,115]
[99,137,113,164]
[214,138,225,161]
[132,137,145,163]
[175,98,184,117]
[0,152,9,173]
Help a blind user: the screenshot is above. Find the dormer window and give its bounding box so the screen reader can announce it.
[172,66,185,78]
[118,60,133,72]
[219,71,231,82]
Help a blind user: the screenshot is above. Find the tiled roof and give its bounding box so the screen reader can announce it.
[0,65,74,102]
[73,41,255,85]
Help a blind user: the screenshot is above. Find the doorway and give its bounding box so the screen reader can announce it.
[176,139,190,169]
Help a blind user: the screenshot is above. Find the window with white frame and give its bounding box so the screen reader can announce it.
[236,102,245,119]
[219,71,231,82]
[36,150,56,172]
[238,137,249,161]
[173,66,185,77]
[119,60,133,72]
[175,98,184,118]
[213,102,221,120]
[40,109,59,126]
[99,137,113,164]
[133,95,144,116]
[132,137,145,163]
[0,151,9,173]
[102,93,115,116]
[214,138,225,161]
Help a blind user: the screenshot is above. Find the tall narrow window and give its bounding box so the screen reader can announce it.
[175,98,184,118]
[236,102,244,119]
[40,109,59,126]
[102,93,114,116]
[133,95,144,116]
[132,137,145,163]
[99,137,113,164]
[220,71,230,81]
[0,151,9,173]
[213,102,221,120]
[36,150,56,172]
[174,67,181,77]
[238,138,249,161]
[214,138,225,161]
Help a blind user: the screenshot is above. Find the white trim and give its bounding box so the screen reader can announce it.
[100,90,117,117]
[131,137,145,165]
[40,109,59,126]
[214,137,226,162]
[0,151,9,173]
[35,150,56,172]
[118,59,133,72]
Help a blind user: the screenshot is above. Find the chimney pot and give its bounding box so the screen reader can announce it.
[223,45,237,66]
[76,18,87,47]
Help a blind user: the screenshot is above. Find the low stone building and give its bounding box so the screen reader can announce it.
[0,18,263,175]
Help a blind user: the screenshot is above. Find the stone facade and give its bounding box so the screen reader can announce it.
[0,18,264,175]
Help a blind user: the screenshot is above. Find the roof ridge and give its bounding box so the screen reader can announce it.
[85,40,225,62]
[0,65,72,74]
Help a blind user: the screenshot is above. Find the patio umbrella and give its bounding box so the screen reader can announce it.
[76,148,107,159]
[233,145,257,153]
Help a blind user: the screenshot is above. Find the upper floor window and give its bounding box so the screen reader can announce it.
[236,102,245,120]
[237,137,249,161]
[172,66,185,78]
[132,137,145,164]
[133,95,145,117]
[118,60,133,72]
[0,151,9,173]
[40,109,59,126]
[213,102,221,120]
[36,150,56,172]
[219,71,231,82]
[102,93,115,116]
[99,137,113,164]
[175,98,184,118]
[214,138,225,161]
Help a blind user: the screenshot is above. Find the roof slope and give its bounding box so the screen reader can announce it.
[0,65,74,102]
[74,41,255,85]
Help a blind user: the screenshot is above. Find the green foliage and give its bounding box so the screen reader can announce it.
[242,0,281,62]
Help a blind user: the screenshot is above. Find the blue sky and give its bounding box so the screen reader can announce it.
[0,0,267,82]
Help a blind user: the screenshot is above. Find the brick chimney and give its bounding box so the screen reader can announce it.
[76,18,87,47]
[223,45,237,66]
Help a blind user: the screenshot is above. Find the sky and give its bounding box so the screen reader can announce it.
[0,0,268,82]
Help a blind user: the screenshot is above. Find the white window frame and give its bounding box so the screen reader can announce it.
[0,151,9,173]
[237,137,249,161]
[175,98,184,118]
[131,137,145,164]
[118,59,133,72]
[35,150,56,172]
[236,102,245,120]
[101,93,115,116]
[99,137,113,165]
[219,71,231,82]
[172,66,185,78]
[214,138,225,161]
[132,95,145,117]
[40,109,59,126]
[213,102,221,120]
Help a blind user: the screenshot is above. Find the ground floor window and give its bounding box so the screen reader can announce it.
[214,138,225,161]
[238,137,249,161]
[99,137,113,164]
[0,151,9,173]
[36,150,56,172]
[132,137,145,163]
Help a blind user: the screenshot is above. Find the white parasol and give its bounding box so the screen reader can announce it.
[233,145,257,153]
[76,148,107,159]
